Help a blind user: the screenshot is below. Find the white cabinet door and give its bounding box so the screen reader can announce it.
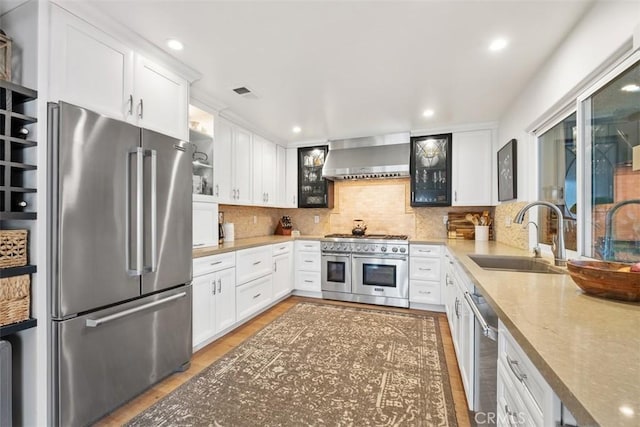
[452,130,493,206]
[134,55,189,140]
[213,117,233,203]
[273,252,292,300]
[285,148,298,207]
[192,273,215,348]
[50,5,134,120]
[276,145,287,207]
[215,267,236,332]
[252,136,277,206]
[233,127,253,204]
[236,275,273,321]
[192,201,218,248]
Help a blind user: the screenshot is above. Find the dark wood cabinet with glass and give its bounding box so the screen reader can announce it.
[410,133,452,206]
[297,145,334,208]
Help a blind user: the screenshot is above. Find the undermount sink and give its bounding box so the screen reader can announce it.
[468,254,566,274]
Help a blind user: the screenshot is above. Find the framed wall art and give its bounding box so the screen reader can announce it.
[497,139,517,201]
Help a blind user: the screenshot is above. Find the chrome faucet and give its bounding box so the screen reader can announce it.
[603,199,640,261]
[523,221,542,258]
[514,201,566,266]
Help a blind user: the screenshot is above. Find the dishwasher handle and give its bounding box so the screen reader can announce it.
[463,291,498,341]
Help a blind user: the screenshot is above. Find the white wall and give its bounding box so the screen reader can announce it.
[497,0,640,203]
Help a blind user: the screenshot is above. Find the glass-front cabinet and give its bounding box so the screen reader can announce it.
[298,145,334,208]
[188,105,214,201]
[410,134,452,206]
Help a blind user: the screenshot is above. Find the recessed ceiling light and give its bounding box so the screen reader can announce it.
[167,39,184,51]
[621,84,640,92]
[489,38,508,52]
[423,109,435,118]
[292,126,302,134]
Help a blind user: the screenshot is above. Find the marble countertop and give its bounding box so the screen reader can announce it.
[444,240,639,427]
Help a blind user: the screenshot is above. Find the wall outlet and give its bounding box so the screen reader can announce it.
[314,215,320,224]
[253,215,257,224]
[505,216,512,228]
[442,215,448,224]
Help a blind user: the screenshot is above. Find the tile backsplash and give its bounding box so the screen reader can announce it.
[221,178,496,241]
[493,201,529,250]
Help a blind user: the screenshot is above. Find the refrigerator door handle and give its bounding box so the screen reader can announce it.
[126,147,144,276]
[85,291,187,327]
[144,149,158,273]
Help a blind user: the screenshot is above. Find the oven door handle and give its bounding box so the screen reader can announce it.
[352,254,408,261]
[322,252,351,257]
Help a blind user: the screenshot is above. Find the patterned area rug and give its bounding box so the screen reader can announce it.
[127,302,458,426]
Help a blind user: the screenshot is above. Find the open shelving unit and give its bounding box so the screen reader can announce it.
[0,80,38,335]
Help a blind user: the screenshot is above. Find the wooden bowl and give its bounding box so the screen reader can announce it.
[566,260,640,302]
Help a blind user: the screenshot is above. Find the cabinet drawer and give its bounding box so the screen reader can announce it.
[410,257,441,281]
[497,361,541,427]
[236,275,273,321]
[296,240,321,252]
[295,271,321,292]
[193,252,235,277]
[409,280,441,304]
[410,244,441,258]
[236,246,273,284]
[272,241,293,257]
[499,323,549,414]
[296,251,321,272]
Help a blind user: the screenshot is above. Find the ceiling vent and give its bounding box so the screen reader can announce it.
[232,86,259,100]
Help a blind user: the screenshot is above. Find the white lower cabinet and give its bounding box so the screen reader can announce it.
[236,275,273,321]
[409,244,443,308]
[192,253,237,350]
[236,246,273,284]
[294,240,321,295]
[272,242,294,300]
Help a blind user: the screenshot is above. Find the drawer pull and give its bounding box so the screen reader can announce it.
[506,354,528,382]
[504,405,518,427]
[210,261,223,266]
[419,249,432,253]
[253,293,262,299]
[374,288,384,292]
[418,267,432,271]
[304,280,313,283]
[304,245,314,248]
[304,260,313,263]
[253,261,262,266]
[418,290,431,295]
[193,243,205,247]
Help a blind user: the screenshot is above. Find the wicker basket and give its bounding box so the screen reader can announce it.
[0,229,27,268]
[0,274,30,326]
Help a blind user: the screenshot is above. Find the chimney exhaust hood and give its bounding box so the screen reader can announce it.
[321,132,410,180]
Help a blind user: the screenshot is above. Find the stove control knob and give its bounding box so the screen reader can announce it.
[392,247,398,253]
[399,247,406,253]
[381,246,387,252]
[364,246,369,251]
[355,245,361,251]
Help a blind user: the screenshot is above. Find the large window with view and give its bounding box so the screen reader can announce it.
[581,57,640,261]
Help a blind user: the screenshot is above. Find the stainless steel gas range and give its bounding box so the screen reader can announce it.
[321,234,409,308]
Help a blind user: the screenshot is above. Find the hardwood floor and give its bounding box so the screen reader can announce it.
[94,296,471,426]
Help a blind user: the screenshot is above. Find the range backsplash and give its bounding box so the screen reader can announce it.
[221,178,504,242]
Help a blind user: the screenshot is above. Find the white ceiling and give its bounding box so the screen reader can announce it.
[77,0,593,143]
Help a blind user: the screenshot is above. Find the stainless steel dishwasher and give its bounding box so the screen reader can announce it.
[463,288,499,425]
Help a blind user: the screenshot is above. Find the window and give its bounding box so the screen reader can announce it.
[581,57,640,261]
[538,113,577,251]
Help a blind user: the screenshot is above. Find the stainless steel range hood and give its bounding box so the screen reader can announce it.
[322,132,410,180]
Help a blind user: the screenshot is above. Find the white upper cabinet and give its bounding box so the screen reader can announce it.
[284,147,298,208]
[252,135,277,206]
[212,117,234,203]
[233,126,253,205]
[49,5,189,140]
[276,145,287,207]
[50,5,133,120]
[134,55,189,140]
[451,130,493,206]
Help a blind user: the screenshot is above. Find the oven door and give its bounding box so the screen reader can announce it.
[352,254,408,299]
[321,253,352,293]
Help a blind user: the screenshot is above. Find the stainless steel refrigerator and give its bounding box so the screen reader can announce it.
[48,102,193,427]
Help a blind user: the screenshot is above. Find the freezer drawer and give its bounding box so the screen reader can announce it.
[53,286,192,427]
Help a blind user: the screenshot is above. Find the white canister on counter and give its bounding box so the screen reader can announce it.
[475,225,489,241]
[222,223,235,241]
